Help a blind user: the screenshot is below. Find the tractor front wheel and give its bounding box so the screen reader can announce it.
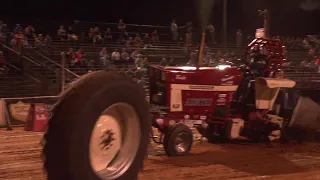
[163,123,193,156]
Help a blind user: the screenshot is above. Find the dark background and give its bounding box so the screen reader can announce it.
[0,0,319,37]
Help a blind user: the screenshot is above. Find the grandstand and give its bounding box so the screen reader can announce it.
[0,21,316,98]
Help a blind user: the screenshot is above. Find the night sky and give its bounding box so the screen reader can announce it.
[1,0,319,37]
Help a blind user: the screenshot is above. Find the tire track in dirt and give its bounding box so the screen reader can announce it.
[0,128,319,180]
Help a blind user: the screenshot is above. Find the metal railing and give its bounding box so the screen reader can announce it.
[1,44,41,67]
[31,48,79,78]
[5,63,42,83]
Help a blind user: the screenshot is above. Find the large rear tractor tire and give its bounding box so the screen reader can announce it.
[163,123,193,156]
[42,71,150,180]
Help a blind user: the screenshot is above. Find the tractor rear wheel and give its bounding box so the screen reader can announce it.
[42,71,150,180]
[163,123,193,156]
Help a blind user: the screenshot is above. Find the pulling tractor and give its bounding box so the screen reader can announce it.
[42,38,295,180]
[148,38,295,156]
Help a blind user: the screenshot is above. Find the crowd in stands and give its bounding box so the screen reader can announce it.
[275,35,320,71]
[1,18,320,77]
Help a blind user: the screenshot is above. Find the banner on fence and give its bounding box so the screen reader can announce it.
[33,103,49,132]
[0,96,59,129]
[9,101,31,124]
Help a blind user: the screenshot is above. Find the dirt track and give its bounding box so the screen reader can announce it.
[0,128,320,180]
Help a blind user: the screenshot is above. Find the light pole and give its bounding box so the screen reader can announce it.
[258,9,270,38]
[223,0,227,45]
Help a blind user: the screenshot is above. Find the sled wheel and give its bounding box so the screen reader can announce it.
[163,123,193,156]
[43,71,150,180]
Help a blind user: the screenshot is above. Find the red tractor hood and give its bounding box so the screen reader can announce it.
[149,65,243,86]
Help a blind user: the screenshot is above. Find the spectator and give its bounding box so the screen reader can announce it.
[111,49,121,61]
[203,52,211,66]
[230,51,237,62]
[205,52,215,66]
[118,19,127,40]
[185,22,193,46]
[67,26,78,41]
[160,58,167,66]
[99,47,109,66]
[127,37,134,45]
[138,58,148,74]
[131,49,140,60]
[22,36,29,48]
[44,35,52,47]
[24,25,35,40]
[120,38,126,45]
[302,38,309,48]
[74,48,84,67]
[125,39,133,53]
[104,28,112,42]
[15,31,24,53]
[66,48,75,65]
[13,24,22,34]
[187,50,197,65]
[140,58,148,68]
[135,54,143,67]
[171,19,179,41]
[93,25,103,44]
[168,57,176,66]
[121,48,129,60]
[206,23,215,44]
[151,30,159,44]
[143,33,151,45]
[183,44,191,56]
[10,36,17,50]
[88,28,94,41]
[57,25,67,40]
[136,74,147,87]
[72,20,81,40]
[236,29,243,47]
[41,35,52,55]
[134,33,142,47]
[35,34,44,50]
[216,51,222,60]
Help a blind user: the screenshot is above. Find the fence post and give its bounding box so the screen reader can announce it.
[61,52,66,93]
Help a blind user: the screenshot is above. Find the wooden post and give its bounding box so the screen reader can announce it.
[197,32,206,67]
[61,52,66,93]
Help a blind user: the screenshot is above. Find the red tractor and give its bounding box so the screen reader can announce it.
[42,38,296,180]
[148,38,295,156]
